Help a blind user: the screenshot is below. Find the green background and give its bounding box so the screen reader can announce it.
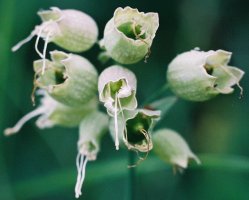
[0,0,249,199]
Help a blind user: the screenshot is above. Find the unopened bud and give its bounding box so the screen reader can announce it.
[153,129,200,170]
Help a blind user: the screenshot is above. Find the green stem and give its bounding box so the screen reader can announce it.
[128,151,136,200]
[142,83,170,106]
[126,84,171,200]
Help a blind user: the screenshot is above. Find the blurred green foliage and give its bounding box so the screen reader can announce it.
[0,0,249,199]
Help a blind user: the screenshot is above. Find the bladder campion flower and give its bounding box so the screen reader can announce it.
[12,7,98,73]
[167,49,244,101]
[34,50,98,107]
[102,6,159,64]
[4,90,98,136]
[109,109,160,153]
[75,111,108,198]
[98,65,137,150]
[12,7,98,53]
[153,129,200,172]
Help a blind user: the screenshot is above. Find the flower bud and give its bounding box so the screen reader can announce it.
[4,90,98,136]
[102,6,159,64]
[153,129,200,170]
[109,109,160,152]
[78,111,108,160]
[98,65,137,150]
[167,49,244,101]
[12,7,98,53]
[75,111,108,198]
[34,50,98,107]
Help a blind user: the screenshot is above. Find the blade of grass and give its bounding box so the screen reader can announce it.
[8,154,249,199]
[0,0,16,199]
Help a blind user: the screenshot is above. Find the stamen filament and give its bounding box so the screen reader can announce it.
[35,27,44,58]
[11,30,36,52]
[114,93,119,150]
[4,107,44,136]
[128,129,151,168]
[75,153,88,198]
[117,96,128,141]
[41,32,51,74]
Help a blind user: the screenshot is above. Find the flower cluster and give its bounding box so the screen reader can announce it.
[4,6,244,199]
[7,7,103,198]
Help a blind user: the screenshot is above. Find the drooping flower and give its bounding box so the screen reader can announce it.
[167,49,244,101]
[98,65,137,150]
[12,7,98,53]
[4,90,97,136]
[12,7,98,75]
[102,6,159,64]
[153,128,200,172]
[75,111,108,198]
[109,109,161,153]
[34,50,98,107]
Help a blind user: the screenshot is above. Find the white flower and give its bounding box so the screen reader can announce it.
[75,111,108,198]
[98,65,137,150]
[4,90,97,136]
[153,129,200,171]
[109,109,160,152]
[34,50,98,107]
[102,6,159,64]
[12,7,98,53]
[167,49,244,101]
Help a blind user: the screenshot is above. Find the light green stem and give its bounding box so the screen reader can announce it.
[128,151,136,200]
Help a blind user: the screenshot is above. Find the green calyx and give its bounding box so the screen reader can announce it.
[103,7,159,64]
[109,109,160,152]
[4,90,98,136]
[167,49,244,102]
[78,111,109,160]
[39,7,99,52]
[98,65,137,116]
[123,109,160,152]
[43,96,98,128]
[34,50,98,107]
[153,129,200,170]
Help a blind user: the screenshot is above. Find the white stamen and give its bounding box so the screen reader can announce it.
[117,96,128,141]
[4,108,44,136]
[11,30,36,52]
[114,93,119,150]
[41,32,51,74]
[75,153,88,199]
[35,27,44,58]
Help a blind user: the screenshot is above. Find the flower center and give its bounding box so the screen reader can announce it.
[118,22,146,40]
[204,64,214,75]
[126,113,150,144]
[110,80,123,96]
[38,67,66,86]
